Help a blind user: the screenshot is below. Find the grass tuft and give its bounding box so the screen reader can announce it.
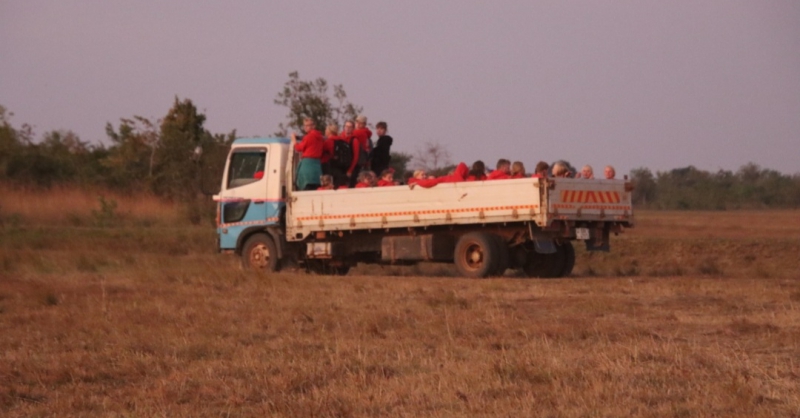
[43,291,59,306]
[697,257,724,276]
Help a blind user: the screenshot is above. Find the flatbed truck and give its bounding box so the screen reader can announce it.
[214,137,633,278]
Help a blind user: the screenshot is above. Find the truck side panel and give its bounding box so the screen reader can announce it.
[286,178,544,241]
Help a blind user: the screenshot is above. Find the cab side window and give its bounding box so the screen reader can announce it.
[227,149,266,189]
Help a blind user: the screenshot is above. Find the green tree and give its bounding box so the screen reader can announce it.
[388,151,413,180]
[38,130,93,185]
[0,106,34,181]
[103,116,159,191]
[197,130,236,195]
[274,71,363,135]
[0,106,20,179]
[152,98,207,200]
[630,167,656,207]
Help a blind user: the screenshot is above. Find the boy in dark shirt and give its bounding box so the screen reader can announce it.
[370,121,393,177]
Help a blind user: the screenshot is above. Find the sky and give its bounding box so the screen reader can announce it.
[2,1,799,176]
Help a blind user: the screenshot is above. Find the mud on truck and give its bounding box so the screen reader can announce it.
[214,137,634,278]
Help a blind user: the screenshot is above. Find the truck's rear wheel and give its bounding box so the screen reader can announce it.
[242,233,280,272]
[491,235,510,276]
[557,241,575,277]
[522,252,557,278]
[522,241,575,278]
[454,232,498,278]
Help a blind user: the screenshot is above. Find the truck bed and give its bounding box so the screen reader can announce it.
[286,177,632,241]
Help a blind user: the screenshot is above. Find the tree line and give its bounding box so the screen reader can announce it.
[1,99,233,203]
[2,72,799,210]
[629,165,800,210]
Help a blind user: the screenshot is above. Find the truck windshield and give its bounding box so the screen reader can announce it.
[227,149,266,189]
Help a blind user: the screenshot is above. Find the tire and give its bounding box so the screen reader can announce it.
[522,251,557,278]
[557,241,575,278]
[508,246,528,270]
[454,232,498,278]
[242,233,280,272]
[521,240,575,278]
[491,235,510,277]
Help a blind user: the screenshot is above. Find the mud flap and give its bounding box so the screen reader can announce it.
[585,226,610,252]
[534,239,556,254]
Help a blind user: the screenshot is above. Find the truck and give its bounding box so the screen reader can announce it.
[214,137,634,278]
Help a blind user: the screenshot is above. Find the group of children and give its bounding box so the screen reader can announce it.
[291,115,393,191]
[317,167,398,190]
[291,117,617,191]
[313,158,617,191]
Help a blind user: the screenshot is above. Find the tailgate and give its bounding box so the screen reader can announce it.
[547,178,633,223]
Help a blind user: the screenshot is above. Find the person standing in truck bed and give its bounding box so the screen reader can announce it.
[321,123,339,176]
[370,121,393,177]
[292,118,324,191]
[353,115,373,160]
[341,120,363,188]
[351,115,372,187]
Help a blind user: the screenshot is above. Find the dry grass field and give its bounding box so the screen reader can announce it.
[1,186,799,417]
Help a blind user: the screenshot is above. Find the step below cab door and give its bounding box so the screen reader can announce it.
[216,146,282,250]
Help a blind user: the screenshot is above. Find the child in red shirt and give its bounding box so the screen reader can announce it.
[409,163,469,189]
[377,169,398,187]
[487,159,511,180]
[317,174,334,190]
[531,161,550,178]
[510,161,526,178]
[354,170,376,188]
[407,169,427,185]
[466,160,487,181]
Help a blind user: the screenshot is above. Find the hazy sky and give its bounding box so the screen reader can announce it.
[2,1,799,176]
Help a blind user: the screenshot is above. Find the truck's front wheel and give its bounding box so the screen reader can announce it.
[454,232,498,278]
[242,233,280,272]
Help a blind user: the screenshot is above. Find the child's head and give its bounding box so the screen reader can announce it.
[319,174,334,189]
[325,123,339,137]
[470,160,486,175]
[552,162,570,177]
[358,170,377,186]
[534,161,549,176]
[381,168,394,181]
[413,169,427,179]
[376,121,388,136]
[511,161,526,176]
[581,165,594,179]
[496,158,511,174]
